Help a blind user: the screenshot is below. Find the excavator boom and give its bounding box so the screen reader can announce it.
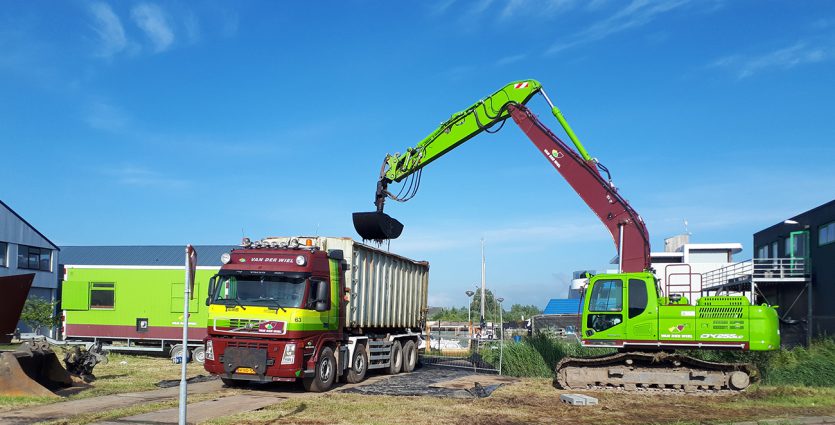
[354,80,650,272]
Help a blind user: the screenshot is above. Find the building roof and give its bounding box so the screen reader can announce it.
[543,298,581,315]
[0,199,59,250]
[60,245,237,267]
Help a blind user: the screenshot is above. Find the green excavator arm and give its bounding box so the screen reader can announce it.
[353,79,599,241]
[382,79,591,183]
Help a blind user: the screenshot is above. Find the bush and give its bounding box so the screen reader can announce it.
[481,333,614,378]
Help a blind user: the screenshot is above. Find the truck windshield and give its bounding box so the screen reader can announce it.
[214,275,306,308]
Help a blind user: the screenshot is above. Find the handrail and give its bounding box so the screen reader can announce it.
[702,258,809,291]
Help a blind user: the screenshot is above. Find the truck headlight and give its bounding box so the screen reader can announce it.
[281,343,296,365]
[205,340,215,361]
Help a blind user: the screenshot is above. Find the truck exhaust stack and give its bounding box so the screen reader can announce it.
[352,211,404,240]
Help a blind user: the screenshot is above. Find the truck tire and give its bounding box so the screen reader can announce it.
[387,341,403,374]
[191,346,206,364]
[303,346,336,392]
[402,339,417,373]
[346,343,368,384]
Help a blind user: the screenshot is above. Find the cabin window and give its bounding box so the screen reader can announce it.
[17,245,51,271]
[820,222,835,246]
[588,279,623,312]
[628,279,648,319]
[90,282,115,309]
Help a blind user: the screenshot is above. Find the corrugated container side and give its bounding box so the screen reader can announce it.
[347,242,428,329]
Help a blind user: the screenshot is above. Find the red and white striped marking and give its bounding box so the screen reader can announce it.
[514,82,530,89]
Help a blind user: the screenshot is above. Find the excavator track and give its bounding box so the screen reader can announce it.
[554,352,757,393]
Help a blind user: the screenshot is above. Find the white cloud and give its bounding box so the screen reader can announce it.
[501,0,576,20]
[496,54,527,66]
[547,0,690,54]
[131,3,175,53]
[84,99,130,132]
[710,42,831,79]
[105,166,190,189]
[88,2,128,57]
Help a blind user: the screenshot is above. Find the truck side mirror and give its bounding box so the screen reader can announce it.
[315,281,329,312]
[206,276,217,306]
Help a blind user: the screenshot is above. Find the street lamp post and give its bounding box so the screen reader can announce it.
[465,290,475,343]
[496,297,504,375]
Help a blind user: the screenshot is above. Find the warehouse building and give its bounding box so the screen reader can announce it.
[752,199,835,345]
[0,199,60,336]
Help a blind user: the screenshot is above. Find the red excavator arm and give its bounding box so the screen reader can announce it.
[507,104,650,273]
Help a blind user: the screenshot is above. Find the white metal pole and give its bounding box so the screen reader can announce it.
[617,224,624,274]
[499,302,503,375]
[179,246,191,425]
[480,238,486,327]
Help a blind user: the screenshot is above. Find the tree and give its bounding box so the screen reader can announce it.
[504,304,543,325]
[20,297,58,335]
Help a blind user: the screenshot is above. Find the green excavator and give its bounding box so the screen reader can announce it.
[353,79,780,392]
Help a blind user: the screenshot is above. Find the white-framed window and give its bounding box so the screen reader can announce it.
[0,242,7,267]
[17,245,52,271]
[820,222,835,246]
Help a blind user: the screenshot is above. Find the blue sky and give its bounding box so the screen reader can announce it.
[2,1,834,309]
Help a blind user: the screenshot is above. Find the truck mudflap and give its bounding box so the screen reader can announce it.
[554,352,757,393]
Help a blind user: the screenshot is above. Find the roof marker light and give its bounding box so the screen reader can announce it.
[305,239,313,247]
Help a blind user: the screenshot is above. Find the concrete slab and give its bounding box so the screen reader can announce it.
[0,380,223,424]
[95,394,282,425]
[560,394,598,406]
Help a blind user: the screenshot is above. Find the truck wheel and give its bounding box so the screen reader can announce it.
[387,341,403,374]
[402,340,417,373]
[191,346,206,364]
[303,346,336,392]
[346,343,368,384]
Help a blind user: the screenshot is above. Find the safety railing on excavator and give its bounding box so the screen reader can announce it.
[702,258,809,291]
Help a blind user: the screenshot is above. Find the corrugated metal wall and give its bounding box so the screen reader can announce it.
[347,243,428,329]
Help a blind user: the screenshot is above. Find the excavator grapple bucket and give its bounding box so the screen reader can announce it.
[0,341,73,397]
[353,211,404,240]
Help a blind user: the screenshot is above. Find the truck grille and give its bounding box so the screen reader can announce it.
[226,341,269,350]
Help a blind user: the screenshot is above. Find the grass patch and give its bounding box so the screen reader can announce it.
[207,378,835,425]
[0,350,207,412]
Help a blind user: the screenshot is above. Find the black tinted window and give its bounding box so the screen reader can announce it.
[628,279,648,319]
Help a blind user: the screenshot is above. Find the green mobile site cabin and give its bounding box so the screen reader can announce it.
[59,246,234,360]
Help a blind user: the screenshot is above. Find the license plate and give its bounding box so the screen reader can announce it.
[236,367,256,374]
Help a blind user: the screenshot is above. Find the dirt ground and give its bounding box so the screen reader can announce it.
[3,352,834,425]
[209,373,835,425]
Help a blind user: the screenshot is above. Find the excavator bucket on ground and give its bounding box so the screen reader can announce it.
[352,211,404,241]
[0,274,74,397]
[0,341,73,397]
